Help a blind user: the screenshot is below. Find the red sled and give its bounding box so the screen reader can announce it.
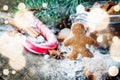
[16,22,58,54]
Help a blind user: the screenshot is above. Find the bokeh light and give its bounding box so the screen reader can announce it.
[86,8,110,32]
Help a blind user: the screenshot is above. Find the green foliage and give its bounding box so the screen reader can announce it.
[14,0,90,26]
[14,0,118,26]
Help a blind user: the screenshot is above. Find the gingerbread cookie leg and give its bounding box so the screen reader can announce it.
[80,49,93,58]
[66,50,78,60]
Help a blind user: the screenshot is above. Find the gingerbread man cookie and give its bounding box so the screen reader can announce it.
[63,22,97,60]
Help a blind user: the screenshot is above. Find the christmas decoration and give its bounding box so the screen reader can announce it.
[108,66,119,77]
[86,7,109,32]
[7,19,39,38]
[96,29,114,48]
[49,49,64,60]
[16,21,58,54]
[110,36,120,62]
[3,5,9,11]
[0,31,26,70]
[0,0,120,80]
[14,0,90,26]
[57,28,71,42]
[114,4,120,12]
[6,5,58,54]
[76,4,85,14]
[42,3,47,8]
[3,69,9,75]
[108,2,120,14]
[102,1,115,11]
[11,70,16,74]
[63,22,97,60]
[18,3,26,10]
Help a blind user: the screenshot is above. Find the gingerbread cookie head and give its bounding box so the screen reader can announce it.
[71,22,85,35]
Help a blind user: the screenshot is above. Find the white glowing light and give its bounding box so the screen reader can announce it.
[108,66,119,77]
[4,20,8,24]
[0,32,26,71]
[113,5,120,12]
[97,35,103,43]
[111,53,120,62]
[76,4,85,13]
[92,2,101,9]
[112,36,119,42]
[3,69,9,75]
[3,5,8,11]
[14,10,35,28]
[42,3,47,8]
[87,8,109,32]
[12,70,16,74]
[18,3,26,10]
[9,56,26,70]
[110,36,120,62]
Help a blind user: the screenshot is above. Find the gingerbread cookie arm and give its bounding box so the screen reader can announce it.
[84,36,98,47]
[63,37,73,46]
